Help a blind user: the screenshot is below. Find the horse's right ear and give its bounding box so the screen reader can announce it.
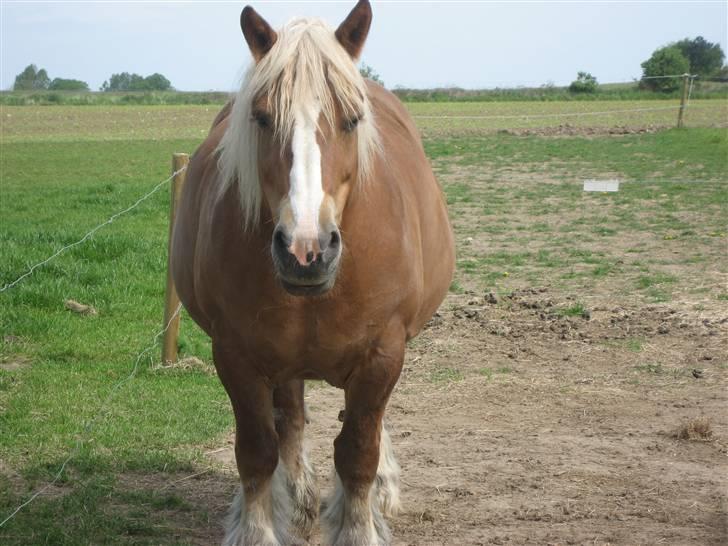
[240,6,277,62]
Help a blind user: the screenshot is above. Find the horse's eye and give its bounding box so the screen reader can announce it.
[252,112,272,129]
[344,116,360,133]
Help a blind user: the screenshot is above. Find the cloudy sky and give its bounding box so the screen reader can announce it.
[2,1,726,91]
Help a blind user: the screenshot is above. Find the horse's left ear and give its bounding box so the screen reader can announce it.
[335,0,372,59]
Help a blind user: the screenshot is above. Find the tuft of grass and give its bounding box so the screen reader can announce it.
[592,262,616,277]
[634,363,663,374]
[636,273,678,302]
[430,367,464,383]
[625,338,644,352]
[478,366,512,380]
[553,303,588,318]
[449,280,465,294]
[636,273,678,289]
[444,182,473,204]
[646,287,671,303]
[672,418,713,441]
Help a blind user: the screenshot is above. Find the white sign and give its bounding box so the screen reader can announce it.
[584,179,620,192]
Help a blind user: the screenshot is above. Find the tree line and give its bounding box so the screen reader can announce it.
[569,36,725,94]
[12,36,725,95]
[12,65,172,92]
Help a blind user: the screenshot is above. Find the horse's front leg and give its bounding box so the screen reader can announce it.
[214,342,295,546]
[322,328,405,546]
[274,380,319,540]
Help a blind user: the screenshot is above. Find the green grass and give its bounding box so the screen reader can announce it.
[448,280,465,294]
[636,273,678,289]
[632,363,686,380]
[433,126,726,297]
[634,363,664,374]
[552,303,588,318]
[478,367,513,380]
[625,339,645,353]
[426,127,728,180]
[3,100,726,143]
[429,367,464,383]
[0,135,231,542]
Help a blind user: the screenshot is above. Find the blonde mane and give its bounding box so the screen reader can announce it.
[217,17,381,230]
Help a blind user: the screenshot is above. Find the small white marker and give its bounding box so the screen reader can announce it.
[584,179,620,192]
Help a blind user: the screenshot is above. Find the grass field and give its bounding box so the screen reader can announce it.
[1,101,727,544]
[2,100,727,143]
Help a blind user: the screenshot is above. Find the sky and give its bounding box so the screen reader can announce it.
[1,1,726,92]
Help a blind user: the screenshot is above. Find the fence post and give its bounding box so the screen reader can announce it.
[162,153,189,363]
[677,73,690,128]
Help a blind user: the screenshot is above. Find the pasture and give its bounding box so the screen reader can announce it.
[1,101,727,545]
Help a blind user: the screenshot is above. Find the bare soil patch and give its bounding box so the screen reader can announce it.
[0,357,29,372]
[500,123,671,137]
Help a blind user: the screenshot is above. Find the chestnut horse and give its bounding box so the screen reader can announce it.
[171,1,454,544]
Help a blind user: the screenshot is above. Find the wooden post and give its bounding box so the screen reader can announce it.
[677,73,690,128]
[162,153,189,363]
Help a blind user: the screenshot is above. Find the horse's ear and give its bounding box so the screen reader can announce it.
[335,0,372,59]
[240,6,277,62]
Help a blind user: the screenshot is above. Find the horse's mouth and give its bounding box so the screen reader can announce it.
[279,278,333,297]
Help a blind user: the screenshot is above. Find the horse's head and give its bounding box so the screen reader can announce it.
[219,1,379,297]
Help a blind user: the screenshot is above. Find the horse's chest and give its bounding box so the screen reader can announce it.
[242,302,375,380]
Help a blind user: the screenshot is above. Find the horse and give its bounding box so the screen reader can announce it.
[171,1,454,544]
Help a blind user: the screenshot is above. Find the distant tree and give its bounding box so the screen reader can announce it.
[143,73,172,91]
[129,73,147,90]
[13,64,51,90]
[568,71,598,93]
[359,64,384,86]
[674,36,725,77]
[48,78,89,91]
[101,71,173,91]
[640,46,690,92]
[102,72,133,91]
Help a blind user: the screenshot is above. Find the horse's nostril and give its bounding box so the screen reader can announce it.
[274,229,288,249]
[306,251,314,264]
[330,230,341,247]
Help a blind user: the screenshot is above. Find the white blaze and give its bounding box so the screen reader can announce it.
[289,107,324,244]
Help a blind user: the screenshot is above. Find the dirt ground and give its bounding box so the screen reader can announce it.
[144,287,727,546]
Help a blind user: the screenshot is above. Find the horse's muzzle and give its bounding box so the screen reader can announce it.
[271,227,341,296]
